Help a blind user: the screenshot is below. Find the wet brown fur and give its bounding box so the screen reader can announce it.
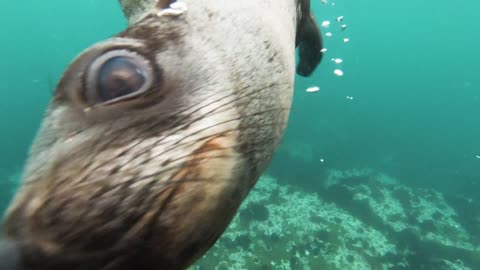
[1,1,322,269]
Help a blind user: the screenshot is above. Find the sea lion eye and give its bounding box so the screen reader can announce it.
[85,50,154,105]
[97,57,145,102]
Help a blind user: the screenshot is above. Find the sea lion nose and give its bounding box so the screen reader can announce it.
[0,240,21,270]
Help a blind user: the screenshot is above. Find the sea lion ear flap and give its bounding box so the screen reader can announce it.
[296,13,323,77]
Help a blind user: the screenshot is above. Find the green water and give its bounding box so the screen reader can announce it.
[0,0,479,269]
[273,0,480,195]
[0,1,126,208]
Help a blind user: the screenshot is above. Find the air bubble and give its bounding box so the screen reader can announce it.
[325,32,333,37]
[306,86,320,93]
[332,58,343,64]
[157,1,187,16]
[334,69,344,76]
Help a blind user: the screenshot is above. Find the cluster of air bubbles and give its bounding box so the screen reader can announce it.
[306,1,351,96]
[336,16,347,31]
[321,0,336,6]
[318,2,350,80]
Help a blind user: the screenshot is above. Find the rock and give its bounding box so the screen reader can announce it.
[191,171,480,270]
[323,168,480,269]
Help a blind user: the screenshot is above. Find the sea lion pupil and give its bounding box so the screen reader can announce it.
[97,56,146,102]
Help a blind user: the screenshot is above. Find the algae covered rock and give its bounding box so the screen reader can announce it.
[193,175,397,270]
[191,170,479,270]
[322,168,480,269]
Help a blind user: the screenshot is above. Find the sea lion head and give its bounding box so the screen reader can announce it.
[1,0,322,269]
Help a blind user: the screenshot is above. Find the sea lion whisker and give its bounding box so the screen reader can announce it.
[76,126,279,191]
[120,81,286,150]
[21,109,286,194]
[162,83,288,135]
[170,107,290,146]
[71,83,289,183]
[136,126,279,171]
[163,82,288,135]
[67,175,145,230]
[177,82,286,121]
[72,122,282,192]
[77,81,276,172]
[70,116,132,180]
[112,105,288,170]
[115,130,285,189]
[75,156,224,191]
[71,175,207,247]
[133,120,288,167]
[107,112,288,174]
[65,86,230,177]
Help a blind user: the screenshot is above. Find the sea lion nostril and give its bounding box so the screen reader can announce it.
[97,57,146,102]
[85,50,154,106]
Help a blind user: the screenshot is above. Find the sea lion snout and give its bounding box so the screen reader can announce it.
[2,1,323,269]
[2,19,256,267]
[3,121,248,269]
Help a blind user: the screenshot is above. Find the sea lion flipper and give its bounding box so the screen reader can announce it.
[296,14,323,77]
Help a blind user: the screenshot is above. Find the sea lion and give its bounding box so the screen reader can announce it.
[0,0,322,269]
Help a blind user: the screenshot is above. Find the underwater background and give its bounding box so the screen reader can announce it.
[0,0,478,269]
